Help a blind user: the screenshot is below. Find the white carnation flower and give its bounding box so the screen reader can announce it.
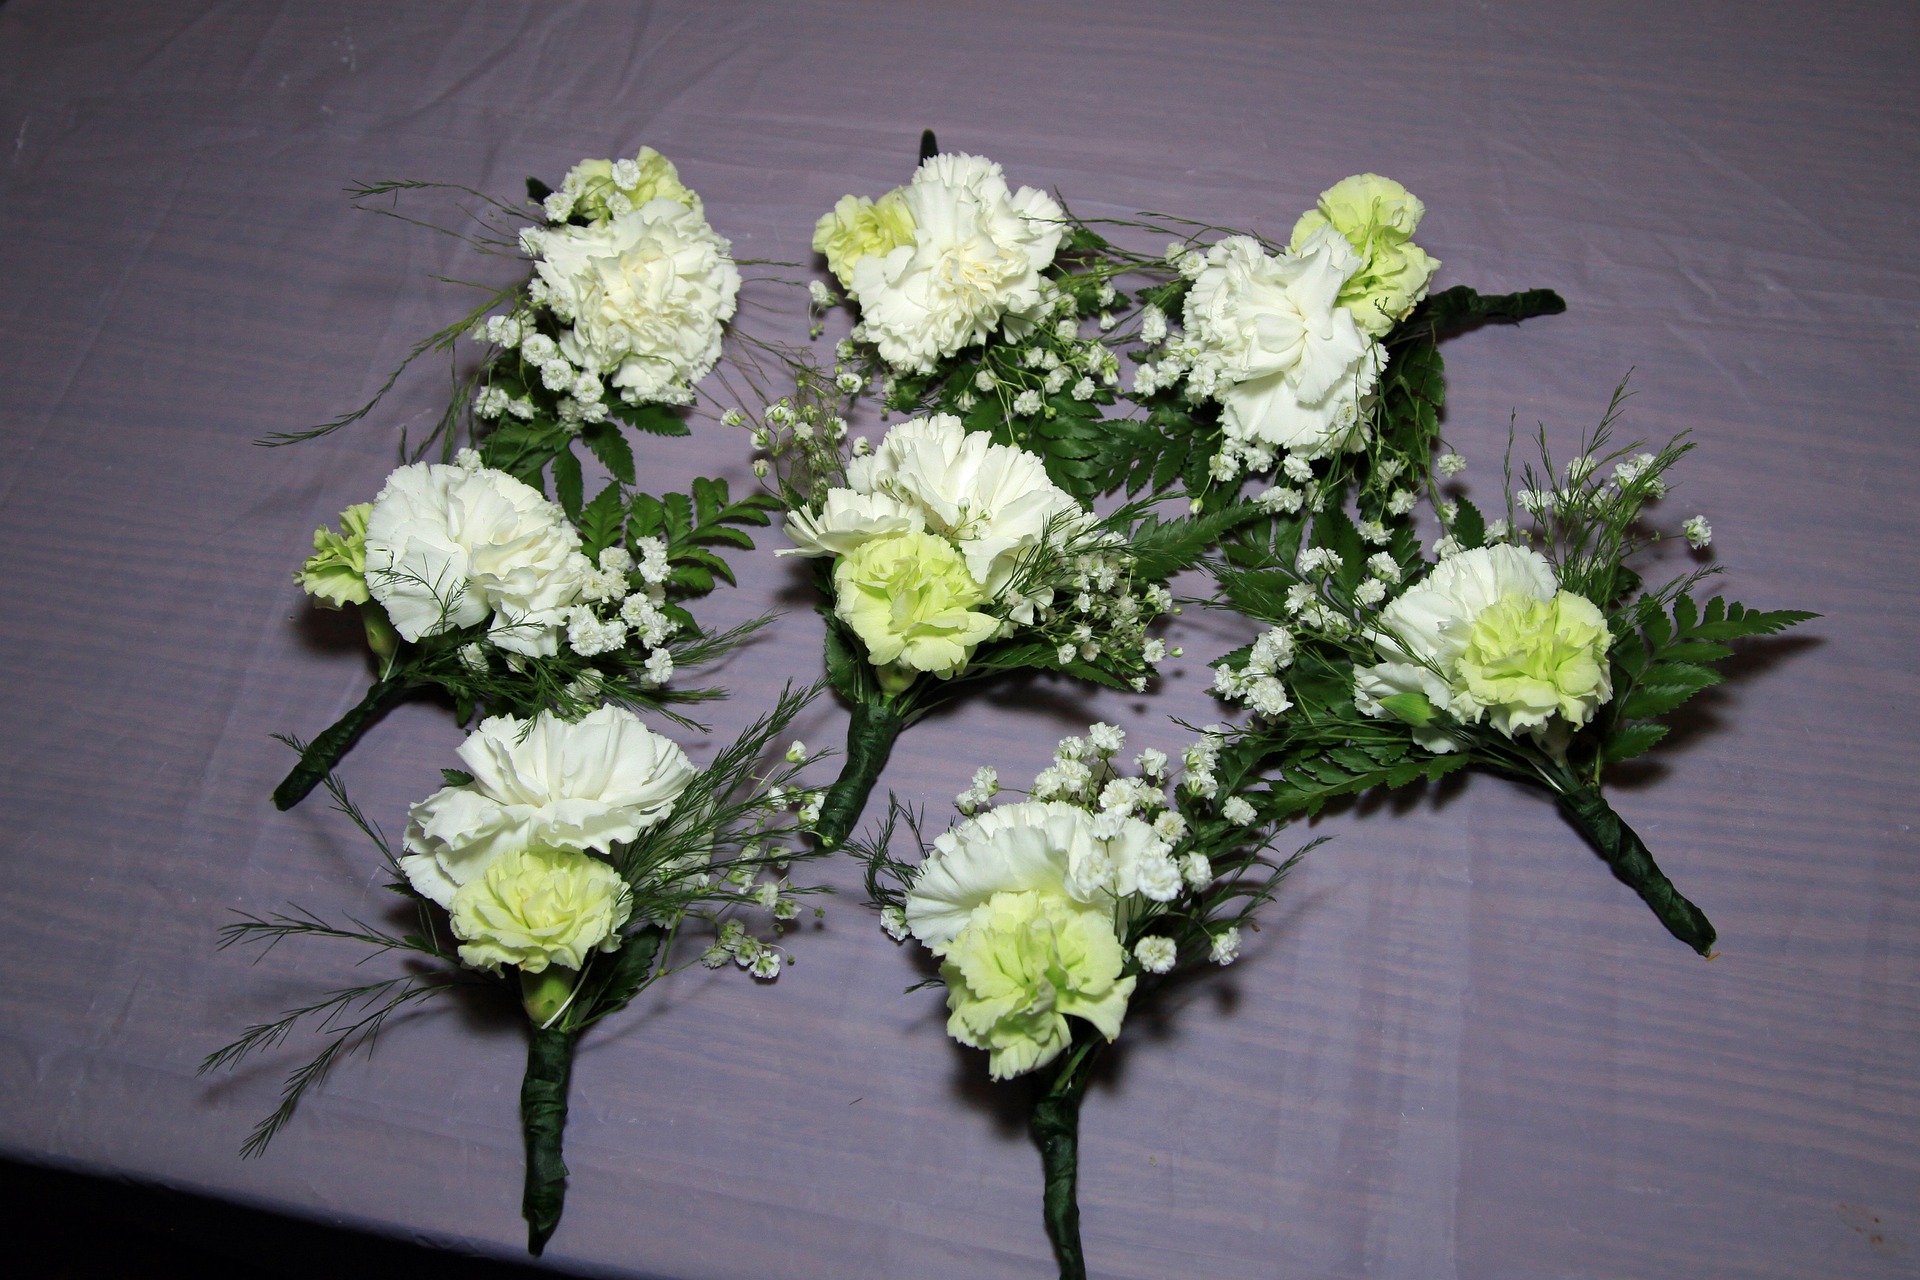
[902,800,1162,950]
[399,705,695,909]
[531,199,740,406]
[847,153,1065,373]
[363,462,589,657]
[1183,229,1383,461]
[1354,544,1613,749]
[842,413,1083,596]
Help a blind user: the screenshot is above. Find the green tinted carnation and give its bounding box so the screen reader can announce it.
[833,530,997,683]
[563,147,700,223]
[939,888,1136,1080]
[812,189,916,289]
[1456,590,1613,736]
[295,502,373,608]
[448,845,632,975]
[1289,173,1439,338]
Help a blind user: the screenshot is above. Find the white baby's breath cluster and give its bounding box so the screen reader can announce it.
[1212,626,1297,719]
[697,838,817,980]
[1035,540,1177,693]
[1500,435,1707,570]
[550,535,680,685]
[949,283,1123,422]
[474,310,611,432]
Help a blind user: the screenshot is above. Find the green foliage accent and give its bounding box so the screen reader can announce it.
[626,478,781,604]
[576,484,625,560]
[440,768,475,787]
[1378,331,1446,468]
[1064,225,1111,255]
[605,399,693,438]
[564,927,665,1029]
[1600,593,1816,764]
[479,401,690,510]
[1212,565,1295,621]
[581,421,636,484]
[1083,401,1220,500]
[1125,502,1264,580]
[1601,723,1669,764]
[1025,398,1110,501]
[550,446,585,518]
[1310,505,1367,597]
[968,639,1136,692]
[819,608,869,705]
[1449,495,1487,551]
[479,420,573,488]
[1258,735,1470,822]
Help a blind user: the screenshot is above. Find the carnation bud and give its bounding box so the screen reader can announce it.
[520,966,578,1028]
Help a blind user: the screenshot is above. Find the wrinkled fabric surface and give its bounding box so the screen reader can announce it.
[1,2,1916,1276]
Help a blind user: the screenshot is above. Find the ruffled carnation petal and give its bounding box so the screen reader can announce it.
[400,705,695,907]
[534,199,740,405]
[364,462,586,655]
[1357,545,1610,743]
[841,153,1064,372]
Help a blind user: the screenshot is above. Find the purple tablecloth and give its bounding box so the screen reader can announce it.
[2,2,1916,1276]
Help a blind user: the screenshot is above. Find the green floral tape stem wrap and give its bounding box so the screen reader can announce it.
[813,696,907,848]
[1031,1038,1100,1280]
[1559,784,1716,956]
[521,1025,578,1256]
[272,675,410,810]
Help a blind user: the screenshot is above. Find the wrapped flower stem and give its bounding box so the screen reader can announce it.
[814,694,907,847]
[1553,778,1715,955]
[520,1023,578,1256]
[273,675,412,810]
[1032,1031,1101,1280]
